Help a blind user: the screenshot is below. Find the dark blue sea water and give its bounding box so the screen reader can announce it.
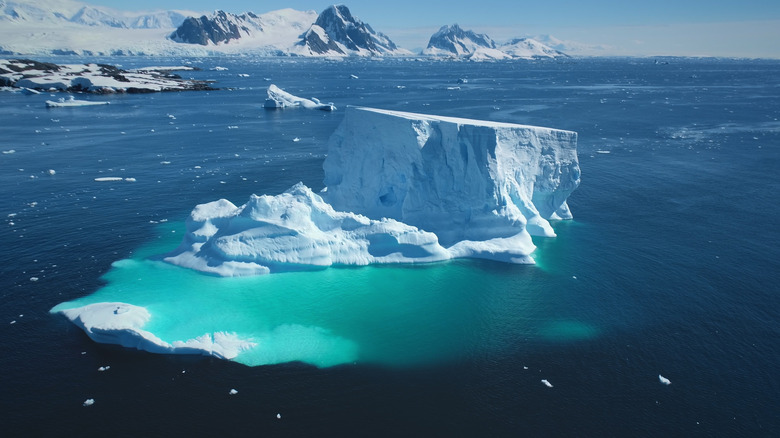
[2,57,779,436]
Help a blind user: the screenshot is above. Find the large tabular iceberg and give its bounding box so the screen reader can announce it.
[164,106,579,275]
[52,106,580,365]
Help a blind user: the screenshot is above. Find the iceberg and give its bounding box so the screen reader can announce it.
[164,106,579,276]
[52,106,580,365]
[263,84,336,111]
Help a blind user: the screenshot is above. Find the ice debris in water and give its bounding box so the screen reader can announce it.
[98,366,110,371]
[229,389,238,395]
[83,398,95,407]
[659,374,671,385]
[541,379,553,388]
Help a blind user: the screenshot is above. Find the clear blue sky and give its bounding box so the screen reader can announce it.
[88,0,780,57]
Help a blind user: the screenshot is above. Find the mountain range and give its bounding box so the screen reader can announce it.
[0,0,566,59]
[424,24,568,60]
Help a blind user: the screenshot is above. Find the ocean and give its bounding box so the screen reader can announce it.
[2,57,778,436]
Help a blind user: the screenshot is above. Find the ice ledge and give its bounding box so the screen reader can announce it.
[53,302,256,359]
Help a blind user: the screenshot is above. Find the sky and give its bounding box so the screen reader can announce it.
[85,0,780,57]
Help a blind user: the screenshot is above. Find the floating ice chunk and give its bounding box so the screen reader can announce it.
[30,277,39,282]
[98,366,110,371]
[350,74,359,79]
[263,84,335,111]
[48,169,56,175]
[95,177,124,182]
[164,107,579,276]
[276,413,282,419]
[10,320,16,324]
[659,374,671,385]
[541,379,553,388]
[229,389,238,395]
[2,150,15,154]
[52,302,257,360]
[124,178,136,182]
[83,398,94,407]
[45,97,109,108]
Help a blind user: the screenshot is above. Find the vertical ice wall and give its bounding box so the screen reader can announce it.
[323,107,580,261]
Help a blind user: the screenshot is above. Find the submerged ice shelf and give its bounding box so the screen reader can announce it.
[164,106,580,275]
[53,106,580,365]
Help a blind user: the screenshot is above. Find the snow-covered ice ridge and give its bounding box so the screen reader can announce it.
[164,107,579,276]
[0,59,212,93]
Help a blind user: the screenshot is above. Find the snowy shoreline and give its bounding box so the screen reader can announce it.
[0,58,215,93]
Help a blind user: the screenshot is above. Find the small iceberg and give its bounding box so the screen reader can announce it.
[659,374,671,385]
[263,84,335,111]
[541,379,553,388]
[46,96,109,108]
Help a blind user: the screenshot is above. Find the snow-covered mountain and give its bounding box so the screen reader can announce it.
[0,0,191,29]
[423,24,496,57]
[169,9,316,52]
[168,5,408,57]
[292,5,409,56]
[499,38,568,59]
[423,24,568,60]
[0,1,566,59]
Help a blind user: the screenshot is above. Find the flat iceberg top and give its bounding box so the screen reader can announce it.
[354,106,576,135]
[163,106,580,276]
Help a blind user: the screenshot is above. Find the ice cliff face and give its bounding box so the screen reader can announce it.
[165,107,579,276]
[323,107,580,259]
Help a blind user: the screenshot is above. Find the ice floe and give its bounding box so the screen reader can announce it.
[263,84,335,111]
